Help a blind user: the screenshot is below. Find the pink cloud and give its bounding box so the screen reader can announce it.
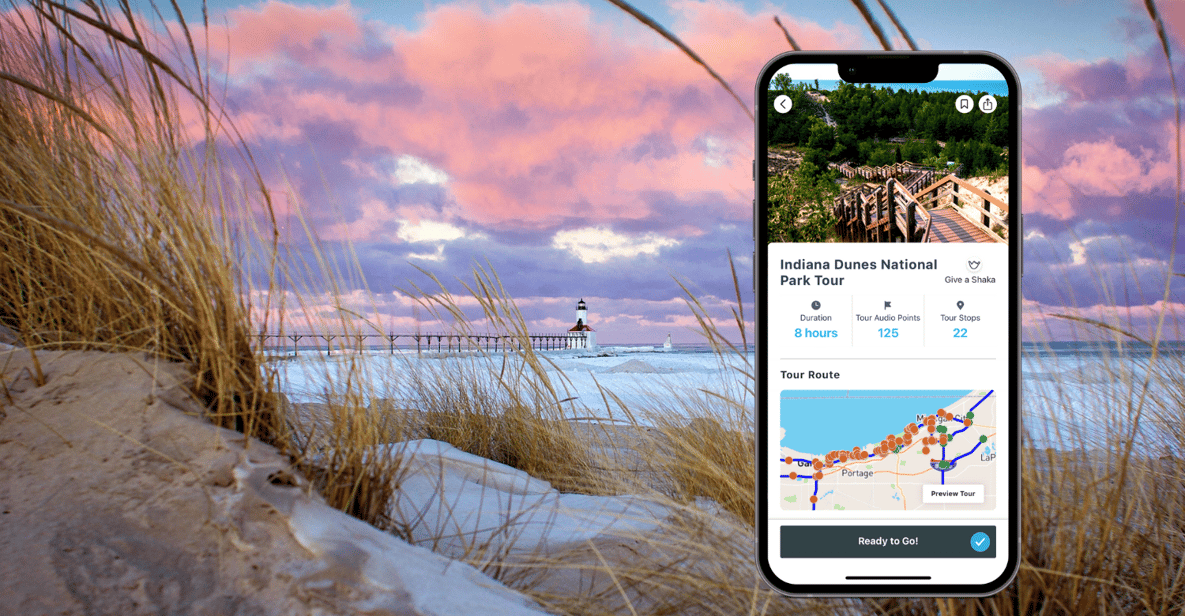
[1027,53,1130,104]
[1022,164,1075,221]
[210,1,365,64]
[1058,138,1175,196]
[187,1,867,238]
[1024,134,1176,220]
[669,0,867,82]
[1021,26,1180,223]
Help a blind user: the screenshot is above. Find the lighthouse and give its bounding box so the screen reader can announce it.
[567,298,598,350]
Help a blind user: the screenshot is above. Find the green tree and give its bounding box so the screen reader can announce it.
[772,73,792,95]
[807,122,836,153]
[868,146,895,167]
[984,114,1005,147]
[767,161,839,243]
[832,130,858,162]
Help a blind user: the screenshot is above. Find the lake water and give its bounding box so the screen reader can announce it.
[271,342,1185,452]
[779,389,977,456]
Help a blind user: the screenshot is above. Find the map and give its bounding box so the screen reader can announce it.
[779,389,997,511]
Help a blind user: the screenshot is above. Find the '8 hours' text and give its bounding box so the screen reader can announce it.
[794,328,838,338]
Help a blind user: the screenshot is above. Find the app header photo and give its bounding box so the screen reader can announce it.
[765,64,1010,246]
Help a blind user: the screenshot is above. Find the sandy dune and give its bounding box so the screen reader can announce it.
[0,349,550,615]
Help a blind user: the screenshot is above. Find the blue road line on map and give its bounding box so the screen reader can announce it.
[950,390,992,436]
[952,441,983,463]
[812,480,818,510]
[941,470,945,485]
[780,474,790,478]
[969,390,993,412]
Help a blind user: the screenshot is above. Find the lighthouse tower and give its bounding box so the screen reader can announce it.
[567,298,597,350]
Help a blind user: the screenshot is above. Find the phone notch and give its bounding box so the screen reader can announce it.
[838,56,938,84]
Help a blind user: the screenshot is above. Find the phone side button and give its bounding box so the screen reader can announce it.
[752,199,757,239]
[752,250,756,293]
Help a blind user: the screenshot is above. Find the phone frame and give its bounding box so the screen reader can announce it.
[753,51,1022,597]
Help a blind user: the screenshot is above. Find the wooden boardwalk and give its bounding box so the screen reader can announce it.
[927,209,994,243]
[831,163,1007,244]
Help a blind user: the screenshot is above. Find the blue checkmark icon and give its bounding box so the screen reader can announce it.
[970,532,990,552]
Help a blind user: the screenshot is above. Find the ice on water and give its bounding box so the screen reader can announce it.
[273,346,754,425]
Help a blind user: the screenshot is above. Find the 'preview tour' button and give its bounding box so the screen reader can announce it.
[922,484,985,504]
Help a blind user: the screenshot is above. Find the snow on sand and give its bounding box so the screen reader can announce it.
[0,350,549,615]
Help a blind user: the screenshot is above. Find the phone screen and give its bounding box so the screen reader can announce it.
[755,54,1020,595]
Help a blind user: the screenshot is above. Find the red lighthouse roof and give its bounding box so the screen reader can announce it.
[568,318,594,332]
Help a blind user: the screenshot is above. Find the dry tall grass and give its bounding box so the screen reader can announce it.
[0,0,395,527]
[0,1,283,442]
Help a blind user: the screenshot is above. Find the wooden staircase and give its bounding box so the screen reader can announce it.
[830,162,1007,244]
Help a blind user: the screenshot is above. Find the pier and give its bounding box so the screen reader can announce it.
[254,332,590,356]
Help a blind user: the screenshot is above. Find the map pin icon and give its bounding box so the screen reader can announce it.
[957,301,965,310]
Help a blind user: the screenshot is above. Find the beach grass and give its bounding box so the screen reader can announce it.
[0,0,283,442]
[4,0,1185,614]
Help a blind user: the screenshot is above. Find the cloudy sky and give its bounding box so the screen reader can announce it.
[158,0,1185,342]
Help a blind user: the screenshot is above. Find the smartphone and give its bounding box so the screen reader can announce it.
[754,52,1021,596]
